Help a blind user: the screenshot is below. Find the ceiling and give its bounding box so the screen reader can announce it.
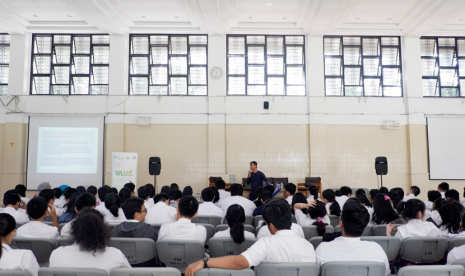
[0,0,465,36]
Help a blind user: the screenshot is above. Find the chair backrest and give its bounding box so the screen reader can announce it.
[399,237,448,263]
[109,237,157,267]
[254,215,264,228]
[42,221,53,226]
[43,215,53,222]
[255,262,319,276]
[209,177,222,184]
[11,237,57,264]
[309,237,322,249]
[255,225,263,236]
[397,265,464,276]
[58,223,66,232]
[371,224,401,236]
[449,237,465,252]
[56,237,73,247]
[328,215,339,227]
[215,224,254,234]
[192,216,222,228]
[110,267,181,276]
[38,268,107,276]
[149,223,163,235]
[360,236,402,261]
[194,268,254,276]
[272,178,288,188]
[242,178,250,188]
[155,239,205,273]
[208,237,255,258]
[452,260,465,272]
[301,225,334,240]
[320,261,386,276]
[0,271,32,276]
[305,177,321,184]
[195,223,215,243]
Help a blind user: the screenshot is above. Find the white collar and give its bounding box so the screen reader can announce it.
[274,229,297,236]
[127,219,140,223]
[177,218,192,224]
[335,236,362,242]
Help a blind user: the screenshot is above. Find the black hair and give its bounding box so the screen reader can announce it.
[438,200,461,234]
[76,186,86,193]
[201,187,215,202]
[124,183,135,192]
[87,185,97,196]
[308,201,328,236]
[14,184,27,197]
[104,193,122,217]
[356,189,366,197]
[255,187,263,199]
[410,186,420,197]
[438,182,449,192]
[0,213,16,258]
[454,201,465,213]
[379,187,389,194]
[154,193,169,203]
[340,186,352,196]
[39,189,55,203]
[397,199,425,220]
[122,197,145,220]
[226,204,246,244]
[291,193,308,215]
[283,183,296,195]
[445,189,460,202]
[64,188,77,200]
[341,199,369,237]
[137,186,151,200]
[98,186,112,202]
[27,197,48,220]
[168,189,183,201]
[178,195,199,218]
[262,199,292,230]
[160,186,171,195]
[215,180,226,190]
[63,192,80,219]
[170,183,180,190]
[3,193,20,206]
[260,191,273,203]
[182,186,193,196]
[263,185,275,195]
[230,184,244,196]
[71,209,110,254]
[308,185,319,199]
[210,186,220,203]
[75,192,96,212]
[428,190,442,202]
[53,188,63,199]
[111,187,118,194]
[334,190,341,197]
[357,195,372,208]
[372,193,399,225]
[388,188,404,211]
[118,187,131,204]
[322,189,341,216]
[250,161,257,166]
[4,189,19,197]
[145,184,155,198]
[369,189,380,200]
[433,197,447,211]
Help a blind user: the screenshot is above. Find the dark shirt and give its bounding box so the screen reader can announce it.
[253,204,265,216]
[247,170,268,194]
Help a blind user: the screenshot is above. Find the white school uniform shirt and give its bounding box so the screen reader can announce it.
[441,192,445,198]
[144,199,154,210]
[145,202,177,224]
[95,203,107,215]
[325,202,334,215]
[257,223,305,239]
[60,220,74,238]
[441,228,465,241]
[217,196,256,217]
[424,201,434,211]
[285,195,293,205]
[158,218,207,243]
[0,207,30,224]
[49,243,131,275]
[53,198,66,208]
[307,195,314,203]
[425,210,442,226]
[315,236,390,276]
[447,244,465,265]
[241,230,315,267]
[294,209,330,227]
[335,195,349,210]
[403,194,416,202]
[21,197,30,205]
[461,200,465,209]
[218,189,231,201]
[0,244,40,276]
[213,227,256,241]
[16,221,59,241]
[197,202,224,222]
[394,219,442,240]
[102,208,127,224]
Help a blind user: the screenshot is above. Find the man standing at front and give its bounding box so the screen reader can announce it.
[247,161,268,201]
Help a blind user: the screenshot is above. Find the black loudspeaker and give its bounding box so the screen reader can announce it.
[375,157,388,175]
[149,157,161,175]
[264,101,269,109]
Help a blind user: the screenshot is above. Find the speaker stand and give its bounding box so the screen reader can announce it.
[380,175,383,188]
[153,175,158,194]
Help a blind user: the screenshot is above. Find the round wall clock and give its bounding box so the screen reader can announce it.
[209,66,223,80]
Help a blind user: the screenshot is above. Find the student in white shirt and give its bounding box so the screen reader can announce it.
[213,204,256,242]
[95,186,112,214]
[101,193,127,224]
[447,212,465,264]
[197,187,224,222]
[137,186,153,210]
[60,193,96,238]
[403,186,420,202]
[437,200,463,239]
[256,221,305,239]
[217,184,256,217]
[371,193,403,225]
[15,184,30,205]
[168,189,183,208]
[335,186,352,210]
[158,195,207,243]
[49,209,131,274]
[145,193,177,224]
[388,187,404,213]
[185,199,316,276]
[425,198,446,226]
[315,200,390,276]
[424,190,441,211]
[16,197,59,242]
[322,189,341,216]
[0,193,30,225]
[387,199,442,240]
[118,187,132,205]
[215,180,231,201]
[438,182,449,199]
[283,183,296,206]
[0,213,40,276]
[293,193,330,236]
[52,188,66,209]
[306,185,318,203]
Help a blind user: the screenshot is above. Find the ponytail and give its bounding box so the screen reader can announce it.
[401,199,425,220]
[230,221,245,244]
[312,220,328,236]
[0,213,16,258]
[322,189,340,216]
[330,201,341,216]
[308,201,328,235]
[226,204,246,244]
[104,193,122,217]
[308,185,319,200]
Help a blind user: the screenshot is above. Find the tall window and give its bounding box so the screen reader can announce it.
[0,34,10,94]
[30,34,110,95]
[129,35,208,96]
[324,36,402,97]
[227,35,306,96]
[421,37,465,97]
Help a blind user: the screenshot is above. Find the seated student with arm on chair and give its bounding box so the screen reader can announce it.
[0,193,30,224]
[60,192,96,238]
[185,199,315,276]
[218,184,256,217]
[16,197,59,241]
[322,189,341,216]
[293,194,330,230]
[197,187,224,221]
[283,183,296,205]
[145,193,177,224]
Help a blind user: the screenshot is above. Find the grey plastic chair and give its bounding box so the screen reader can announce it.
[361,236,401,261]
[110,267,181,276]
[328,215,339,227]
[216,224,254,234]
[320,261,386,276]
[399,237,448,263]
[195,268,254,276]
[57,237,73,247]
[42,221,53,226]
[192,216,222,228]
[149,223,163,235]
[254,215,264,228]
[255,262,319,276]
[156,239,205,273]
[223,215,253,226]
[292,215,297,224]
[255,225,263,236]
[0,271,32,276]
[371,224,402,236]
[452,260,465,271]
[196,223,215,243]
[109,237,158,267]
[309,237,322,249]
[208,237,255,257]
[301,225,334,240]
[58,223,66,232]
[448,237,465,252]
[11,237,57,264]
[38,268,107,276]
[397,265,464,276]
[335,225,372,236]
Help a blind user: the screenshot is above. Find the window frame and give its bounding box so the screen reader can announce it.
[0,34,10,94]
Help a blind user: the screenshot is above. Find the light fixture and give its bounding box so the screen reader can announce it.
[33,15,38,17]
[355,17,359,20]
[387,18,391,20]
[142,16,146,18]
[175,16,179,18]
[67,15,72,18]
[249,16,252,19]
[266,3,273,6]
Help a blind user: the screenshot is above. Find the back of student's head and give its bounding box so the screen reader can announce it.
[445,189,460,202]
[308,185,319,199]
[182,186,193,196]
[27,197,48,220]
[154,193,169,203]
[438,200,461,234]
[369,189,380,200]
[76,186,86,193]
[226,204,246,244]
[86,185,97,196]
[75,192,96,212]
[118,188,131,204]
[230,184,243,196]
[168,189,183,201]
[372,193,399,225]
[145,184,155,198]
[357,195,372,208]
[97,186,112,202]
[0,213,16,258]
[53,188,63,199]
[39,189,55,203]
[291,193,308,215]
[210,186,220,203]
[170,183,180,190]
[438,182,449,192]
[397,198,425,220]
[71,209,110,253]
[64,192,80,218]
[341,199,369,237]
[178,195,199,218]
[104,193,122,217]
[138,186,151,200]
[111,187,118,194]
[334,190,341,197]
[428,190,442,202]
[15,184,27,197]
[124,183,135,192]
[215,180,226,190]
[308,201,328,236]
[410,186,420,196]
[64,188,77,200]
[433,197,447,211]
[355,189,366,197]
[284,183,296,195]
[122,197,145,220]
[339,186,352,196]
[3,193,20,206]
[388,188,404,211]
[160,186,171,195]
[262,199,292,230]
[379,187,389,194]
[201,187,215,202]
[263,185,275,195]
[260,191,273,203]
[322,189,341,216]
